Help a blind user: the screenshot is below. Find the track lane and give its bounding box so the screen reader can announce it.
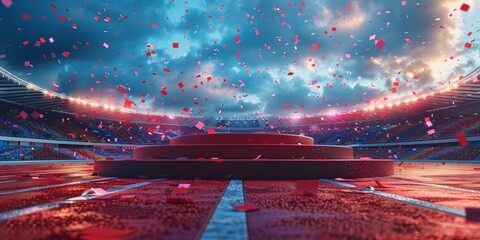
[244,180,480,239]
[0,179,229,240]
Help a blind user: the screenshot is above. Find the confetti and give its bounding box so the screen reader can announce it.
[374,180,388,188]
[456,132,468,146]
[171,187,188,195]
[232,203,260,212]
[375,38,386,48]
[195,121,205,129]
[293,180,319,196]
[2,0,12,8]
[460,3,470,12]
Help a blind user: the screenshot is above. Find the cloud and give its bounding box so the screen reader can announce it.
[0,0,478,117]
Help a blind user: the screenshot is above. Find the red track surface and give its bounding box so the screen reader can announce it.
[0,161,479,239]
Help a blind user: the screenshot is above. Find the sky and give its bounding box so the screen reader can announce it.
[0,0,478,117]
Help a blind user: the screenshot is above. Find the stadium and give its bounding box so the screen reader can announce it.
[0,1,479,239]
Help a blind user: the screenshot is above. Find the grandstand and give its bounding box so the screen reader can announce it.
[1,1,480,239]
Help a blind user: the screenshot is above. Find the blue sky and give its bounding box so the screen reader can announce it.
[0,0,478,117]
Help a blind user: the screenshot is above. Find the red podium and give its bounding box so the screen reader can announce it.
[93,133,394,179]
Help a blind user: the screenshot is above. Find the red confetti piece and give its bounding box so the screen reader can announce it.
[293,180,319,196]
[49,3,57,8]
[235,36,240,44]
[123,99,136,108]
[375,38,386,49]
[391,88,397,93]
[19,111,28,119]
[163,68,170,73]
[456,132,468,146]
[21,13,31,21]
[171,188,188,195]
[460,3,470,12]
[287,72,294,76]
[232,203,260,212]
[62,51,70,57]
[172,42,179,48]
[465,43,472,49]
[208,128,216,134]
[117,85,127,93]
[374,180,388,188]
[178,82,184,88]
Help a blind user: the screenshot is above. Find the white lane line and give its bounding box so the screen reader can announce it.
[0,180,159,221]
[378,177,480,194]
[0,160,93,165]
[0,175,15,178]
[200,180,248,240]
[0,180,17,185]
[320,179,466,218]
[0,177,115,195]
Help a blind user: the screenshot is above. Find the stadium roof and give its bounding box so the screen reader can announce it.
[1,65,479,126]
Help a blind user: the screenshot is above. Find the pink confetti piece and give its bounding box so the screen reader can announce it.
[294,34,299,45]
[103,42,109,48]
[81,188,109,197]
[1,0,12,8]
[195,121,204,129]
[0,54,5,59]
[427,129,436,135]
[310,43,320,52]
